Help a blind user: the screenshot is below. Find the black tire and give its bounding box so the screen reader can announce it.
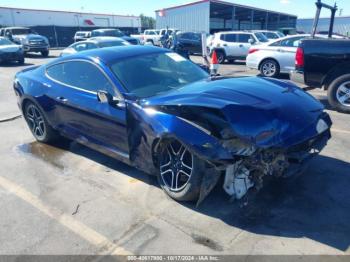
[157,139,205,202]
[260,59,280,78]
[24,102,59,143]
[327,74,350,113]
[41,50,49,57]
[18,57,25,65]
[227,59,235,64]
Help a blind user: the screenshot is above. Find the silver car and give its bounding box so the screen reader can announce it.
[60,37,130,57]
[246,34,310,77]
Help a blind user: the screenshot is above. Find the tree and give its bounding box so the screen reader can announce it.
[140,14,156,29]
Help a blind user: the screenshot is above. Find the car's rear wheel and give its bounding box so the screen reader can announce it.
[157,140,204,202]
[24,102,58,143]
[227,59,235,64]
[327,74,350,113]
[260,59,280,77]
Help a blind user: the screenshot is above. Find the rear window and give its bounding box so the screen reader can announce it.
[253,32,269,42]
[222,34,237,42]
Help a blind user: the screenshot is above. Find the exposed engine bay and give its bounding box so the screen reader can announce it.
[221,131,330,201]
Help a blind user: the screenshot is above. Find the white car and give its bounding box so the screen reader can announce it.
[246,34,310,77]
[74,31,91,42]
[207,31,269,64]
[60,37,130,57]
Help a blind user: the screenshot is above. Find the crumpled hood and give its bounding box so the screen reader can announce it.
[144,77,329,148]
[0,44,22,52]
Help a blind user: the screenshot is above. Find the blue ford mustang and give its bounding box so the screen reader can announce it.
[13,45,332,203]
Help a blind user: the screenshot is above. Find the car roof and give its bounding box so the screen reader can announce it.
[56,45,167,65]
[218,31,252,35]
[266,34,310,45]
[4,27,30,30]
[92,28,120,32]
[88,36,126,42]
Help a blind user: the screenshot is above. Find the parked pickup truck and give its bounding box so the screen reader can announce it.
[0,27,50,57]
[131,30,162,46]
[290,39,350,113]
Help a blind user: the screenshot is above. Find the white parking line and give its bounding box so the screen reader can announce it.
[332,128,350,135]
[0,175,133,256]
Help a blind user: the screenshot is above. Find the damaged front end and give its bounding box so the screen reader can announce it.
[221,129,330,201]
[144,103,332,204]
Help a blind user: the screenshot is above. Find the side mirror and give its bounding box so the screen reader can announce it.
[248,39,255,45]
[97,90,123,107]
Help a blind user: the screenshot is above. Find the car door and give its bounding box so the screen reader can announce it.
[273,36,305,72]
[236,33,253,57]
[45,60,129,156]
[221,33,240,57]
[178,33,193,51]
[191,33,203,54]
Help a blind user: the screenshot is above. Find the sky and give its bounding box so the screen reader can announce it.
[0,0,349,18]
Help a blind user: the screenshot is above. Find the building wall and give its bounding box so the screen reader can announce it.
[297,17,350,36]
[156,1,210,32]
[0,7,141,29]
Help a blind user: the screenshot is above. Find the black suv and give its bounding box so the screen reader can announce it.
[90,29,139,45]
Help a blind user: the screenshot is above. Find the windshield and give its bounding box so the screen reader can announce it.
[0,38,14,45]
[276,32,285,38]
[254,32,269,42]
[111,52,209,98]
[11,28,33,35]
[92,30,124,37]
[98,40,130,48]
[263,32,279,39]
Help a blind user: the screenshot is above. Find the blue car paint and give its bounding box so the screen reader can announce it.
[14,46,332,178]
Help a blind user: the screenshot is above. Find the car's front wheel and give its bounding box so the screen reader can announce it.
[157,140,204,202]
[328,74,350,113]
[18,57,25,65]
[24,102,58,143]
[260,59,280,78]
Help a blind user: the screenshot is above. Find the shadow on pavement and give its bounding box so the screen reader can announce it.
[0,62,34,67]
[192,155,350,252]
[20,140,350,252]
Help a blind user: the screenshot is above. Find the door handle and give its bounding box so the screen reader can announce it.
[239,44,243,48]
[57,96,68,103]
[223,44,227,46]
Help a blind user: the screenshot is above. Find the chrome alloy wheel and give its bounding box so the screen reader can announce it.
[159,141,193,192]
[25,104,46,139]
[262,62,277,77]
[336,81,350,107]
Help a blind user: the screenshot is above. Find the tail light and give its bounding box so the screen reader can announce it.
[295,47,304,68]
[248,48,259,54]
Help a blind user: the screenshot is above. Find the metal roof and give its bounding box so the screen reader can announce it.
[156,0,297,18]
[0,6,139,18]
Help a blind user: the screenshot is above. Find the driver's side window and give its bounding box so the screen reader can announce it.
[47,61,115,95]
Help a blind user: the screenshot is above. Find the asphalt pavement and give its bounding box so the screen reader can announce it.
[0,50,349,256]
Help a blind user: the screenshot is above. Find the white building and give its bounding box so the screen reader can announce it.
[0,6,141,29]
[0,6,141,46]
